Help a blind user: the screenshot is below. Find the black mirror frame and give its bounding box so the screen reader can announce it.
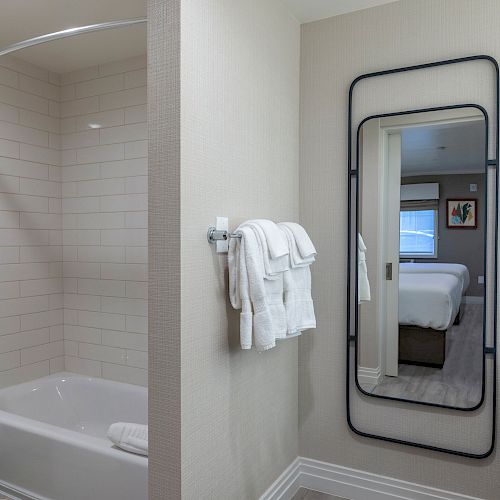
[347,55,499,459]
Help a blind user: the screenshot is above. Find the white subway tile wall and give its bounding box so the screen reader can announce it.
[0,55,63,388]
[61,56,147,386]
[0,54,147,388]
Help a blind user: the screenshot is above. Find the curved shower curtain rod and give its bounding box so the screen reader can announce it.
[0,17,147,58]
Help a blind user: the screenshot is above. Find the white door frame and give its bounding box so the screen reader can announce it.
[383,131,401,376]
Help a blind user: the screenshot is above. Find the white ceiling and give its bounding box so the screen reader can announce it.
[282,0,400,23]
[0,0,146,74]
[401,121,486,177]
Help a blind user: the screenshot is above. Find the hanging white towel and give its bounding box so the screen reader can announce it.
[283,265,316,336]
[358,234,371,303]
[228,233,241,309]
[246,221,289,279]
[107,422,148,456]
[278,224,315,268]
[228,220,316,350]
[228,225,287,351]
[247,219,289,259]
[279,222,316,335]
[236,233,253,348]
[279,222,317,259]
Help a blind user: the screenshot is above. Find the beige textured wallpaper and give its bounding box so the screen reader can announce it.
[179,0,300,499]
[148,0,181,498]
[299,1,500,498]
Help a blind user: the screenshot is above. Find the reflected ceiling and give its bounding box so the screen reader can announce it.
[401,120,486,176]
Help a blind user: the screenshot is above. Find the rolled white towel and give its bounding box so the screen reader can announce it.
[107,422,148,456]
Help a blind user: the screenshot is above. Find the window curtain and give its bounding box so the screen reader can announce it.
[400,199,439,211]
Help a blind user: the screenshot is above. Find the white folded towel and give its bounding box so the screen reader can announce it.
[228,220,316,350]
[279,224,315,268]
[107,422,148,456]
[279,223,316,335]
[247,219,289,259]
[358,234,371,303]
[229,225,287,351]
[228,233,242,309]
[246,221,289,279]
[237,231,254,349]
[283,265,316,335]
[279,222,316,259]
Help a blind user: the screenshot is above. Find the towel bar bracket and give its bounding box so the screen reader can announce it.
[207,226,242,244]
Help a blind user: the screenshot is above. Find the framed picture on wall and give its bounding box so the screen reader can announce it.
[446,199,477,229]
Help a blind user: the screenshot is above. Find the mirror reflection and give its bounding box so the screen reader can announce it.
[357,107,486,409]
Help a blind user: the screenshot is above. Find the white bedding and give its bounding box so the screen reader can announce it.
[399,273,462,330]
[399,262,470,294]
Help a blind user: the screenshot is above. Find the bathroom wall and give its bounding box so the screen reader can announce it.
[180,0,300,497]
[60,56,148,386]
[148,0,181,495]
[148,0,301,497]
[0,55,63,388]
[300,1,500,498]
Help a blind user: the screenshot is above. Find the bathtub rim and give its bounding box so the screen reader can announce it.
[0,371,148,466]
[0,477,49,500]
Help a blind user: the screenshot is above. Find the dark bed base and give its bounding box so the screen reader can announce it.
[398,325,447,368]
[398,308,462,368]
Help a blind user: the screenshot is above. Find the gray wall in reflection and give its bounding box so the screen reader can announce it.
[401,173,485,296]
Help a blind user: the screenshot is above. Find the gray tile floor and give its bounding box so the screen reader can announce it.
[292,488,349,500]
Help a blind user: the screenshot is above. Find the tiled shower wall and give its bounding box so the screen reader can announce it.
[60,56,147,387]
[0,56,63,388]
[0,55,147,387]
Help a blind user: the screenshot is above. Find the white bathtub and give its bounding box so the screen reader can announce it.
[0,372,147,500]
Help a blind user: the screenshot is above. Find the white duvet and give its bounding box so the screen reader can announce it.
[399,273,462,330]
[399,262,470,294]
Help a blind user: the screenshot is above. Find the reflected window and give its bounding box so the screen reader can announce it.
[400,207,438,258]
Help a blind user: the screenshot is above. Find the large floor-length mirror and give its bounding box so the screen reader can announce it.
[356,106,487,410]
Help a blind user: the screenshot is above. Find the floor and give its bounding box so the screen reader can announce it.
[360,303,483,408]
[292,488,349,500]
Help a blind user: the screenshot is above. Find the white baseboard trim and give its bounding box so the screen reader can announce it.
[260,458,302,500]
[357,366,381,386]
[260,457,481,500]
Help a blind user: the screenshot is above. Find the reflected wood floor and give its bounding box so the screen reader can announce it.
[292,488,349,500]
[360,304,483,408]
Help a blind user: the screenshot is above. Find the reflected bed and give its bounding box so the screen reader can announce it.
[398,264,470,368]
[399,272,462,330]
